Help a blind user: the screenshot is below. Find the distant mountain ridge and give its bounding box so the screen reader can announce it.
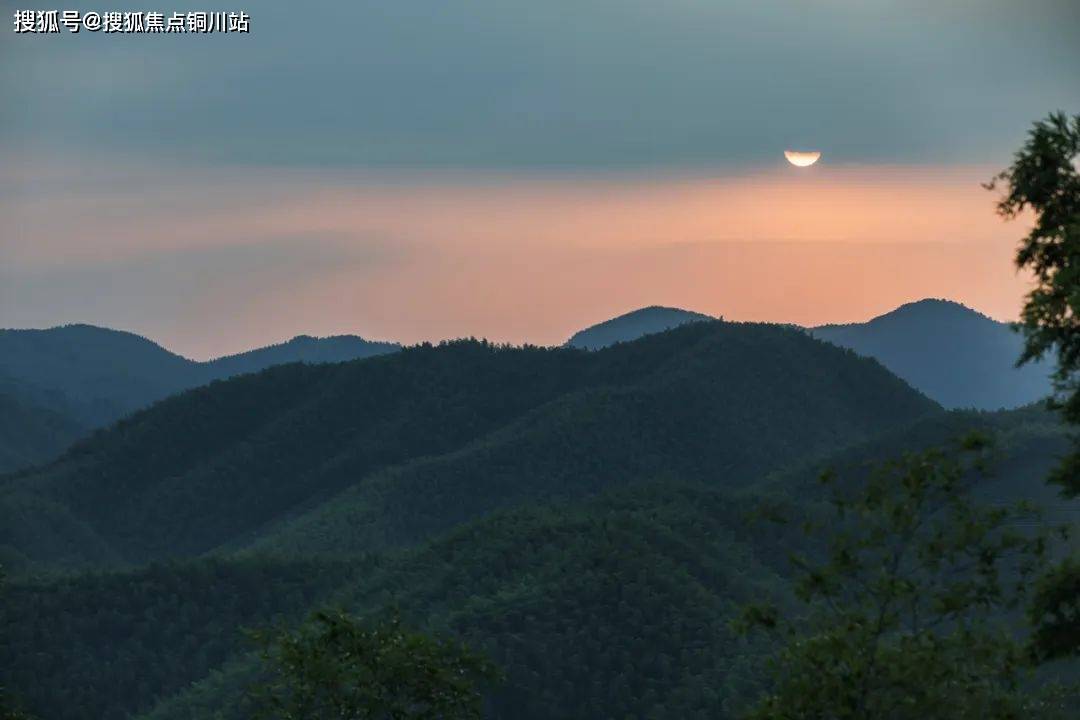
[0,324,399,424]
[202,334,400,378]
[810,299,1052,410]
[564,299,1053,411]
[566,306,714,349]
[0,325,399,472]
[0,297,1053,473]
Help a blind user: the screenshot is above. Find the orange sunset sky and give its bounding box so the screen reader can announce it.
[2,0,1075,358]
[1,158,1034,358]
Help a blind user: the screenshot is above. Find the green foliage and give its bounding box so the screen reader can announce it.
[5,482,786,720]
[1029,555,1080,662]
[251,610,498,720]
[2,405,1069,720]
[989,111,1080,494]
[740,440,1070,719]
[0,558,353,720]
[4,408,1070,720]
[990,111,1080,665]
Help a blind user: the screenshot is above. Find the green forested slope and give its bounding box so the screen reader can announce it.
[0,558,355,720]
[1,322,938,572]
[2,405,1070,720]
[0,380,87,474]
[3,483,783,720]
[762,404,1073,512]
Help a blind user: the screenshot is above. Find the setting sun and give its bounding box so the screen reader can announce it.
[785,150,822,167]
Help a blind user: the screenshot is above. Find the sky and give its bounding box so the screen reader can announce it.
[2,0,1078,358]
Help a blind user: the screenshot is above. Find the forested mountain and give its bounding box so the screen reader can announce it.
[8,318,1070,720]
[565,306,714,349]
[0,379,87,474]
[760,403,1078,524]
[565,299,1053,411]
[0,325,399,471]
[202,334,399,377]
[811,299,1052,410]
[1,558,357,720]
[0,325,199,428]
[2,405,1070,720]
[0,483,790,720]
[0,321,937,573]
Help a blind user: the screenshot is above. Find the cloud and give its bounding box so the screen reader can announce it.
[1,0,1076,168]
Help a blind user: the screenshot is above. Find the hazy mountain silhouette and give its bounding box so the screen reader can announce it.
[0,321,937,572]
[568,299,1053,410]
[811,299,1052,410]
[0,325,199,428]
[566,306,714,349]
[0,325,400,469]
[203,334,399,377]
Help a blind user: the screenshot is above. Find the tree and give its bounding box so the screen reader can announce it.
[738,437,1070,719]
[988,111,1080,493]
[989,112,1080,663]
[251,609,499,720]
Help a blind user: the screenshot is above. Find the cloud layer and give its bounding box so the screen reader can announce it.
[3,0,1077,168]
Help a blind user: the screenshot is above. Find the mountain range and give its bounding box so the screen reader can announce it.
[0,321,937,572]
[568,299,1053,411]
[1,306,1075,720]
[0,298,1052,476]
[810,299,1052,410]
[0,325,398,472]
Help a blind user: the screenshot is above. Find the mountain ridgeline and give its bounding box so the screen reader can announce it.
[566,306,715,350]
[811,299,1052,410]
[0,320,938,573]
[3,313,1077,720]
[566,300,1053,411]
[0,325,399,472]
[0,298,1050,475]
